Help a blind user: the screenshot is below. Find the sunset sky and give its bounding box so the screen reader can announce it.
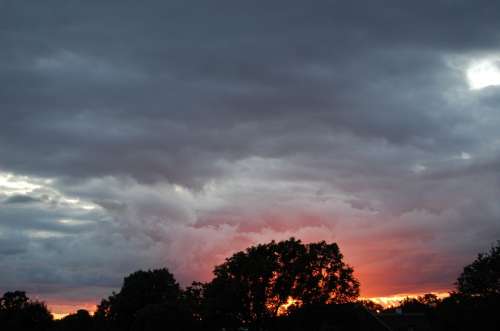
[2,0,500,317]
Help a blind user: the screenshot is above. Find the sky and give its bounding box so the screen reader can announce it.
[2,0,500,316]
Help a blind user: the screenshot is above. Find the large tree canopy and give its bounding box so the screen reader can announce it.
[457,241,500,297]
[94,268,183,331]
[203,238,359,327]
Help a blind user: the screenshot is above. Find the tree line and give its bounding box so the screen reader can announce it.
[1,238,499,330]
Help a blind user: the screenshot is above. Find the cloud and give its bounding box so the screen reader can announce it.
[4,195,41,204]
[1,0,500,313]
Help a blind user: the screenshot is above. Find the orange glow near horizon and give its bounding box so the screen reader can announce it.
[47,291,451,318]
[43,235,456,318]
[361,291,450,308]
[49,302,96,320]
[52,313,69,320]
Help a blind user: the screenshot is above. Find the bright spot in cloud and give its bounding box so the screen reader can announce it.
[0,170,99,211]
[460,152,471,160]
[412,164,427,174]
[58,219,94,226]
[0,172,41,194]
[60,197,97,210]
[467,58,500,90]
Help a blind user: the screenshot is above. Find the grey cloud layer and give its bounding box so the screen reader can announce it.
[3,0,498,183]
[1,0,500,304]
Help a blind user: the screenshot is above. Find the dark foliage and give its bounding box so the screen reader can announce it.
[271,303,389,331]
[358,299,384,313]
[457,241,500,297]
[94,268,192,331]
[382,295,438,330]
[433,242,500,330]
[0,291,53,331]
[130,302,199,331]
[54,310,92,331]
[4,239,500,331]
[380,242,500,331]
[202,238,359,330]
[384,295,436,315]
[434,293,500,331]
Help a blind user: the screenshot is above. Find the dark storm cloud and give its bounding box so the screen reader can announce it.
[2,0,499,184]
[1,0,500,310]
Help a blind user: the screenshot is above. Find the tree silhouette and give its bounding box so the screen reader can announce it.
[131,300,198,331]
[385,297,430,314]
[183,282,205,322]
[95,268,183,331]
[417,293,441,308]
[1,291,29,310]
[55,309,92,331]
[434,242,500,330]
[0,291,53,331]
[457,241,500,297]
[358,299,384,313]
[203,238,359,329]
